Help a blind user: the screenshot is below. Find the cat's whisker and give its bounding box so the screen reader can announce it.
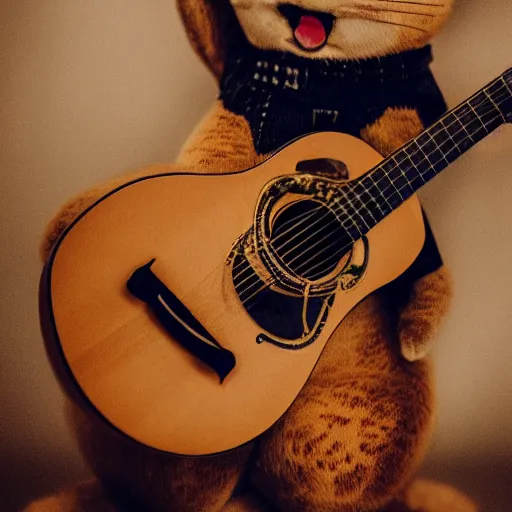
[333,1,446,20]
[357,17,429,32]
[375,0,446,7]
[331,5,436,30]
[358,6,436,17]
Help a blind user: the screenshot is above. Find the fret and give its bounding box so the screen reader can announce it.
[426,131,450,166]
[503,75,512,95]
[458,104,488,138]
[453,109,476,144]
[428,121,460,163]
[470,82,504,124]
[333,189,366,236]
[493,81,512,114]
[353,179,386,216]
[333,200,359,235]
[385,165,413,201]
[353,168,393,224]
[356,188,380,223]
[486,78,512,123]
[487,77,510,99]
[402,142,424,181]
[380,159,405,206]
[408,140,437,182]
[501,76,512,122]
[366,170,394,211]
[345,183,380,227]
[483,90,506,123]
[362,166,407,214]
[393,153,416,194]
[442,112,474,153]
[467,97,492,134]
[348,189,376,230]
[432,116,462,159]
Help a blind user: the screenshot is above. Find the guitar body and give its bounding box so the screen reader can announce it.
[41,132,425,456]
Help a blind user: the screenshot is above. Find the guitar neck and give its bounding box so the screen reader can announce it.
[339,69,512,239]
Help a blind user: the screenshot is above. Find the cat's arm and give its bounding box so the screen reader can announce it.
[360,106,453,361]
[176,100,261,172]
[395,263,452,361]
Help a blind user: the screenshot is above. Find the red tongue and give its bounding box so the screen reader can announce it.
[294,15,327,50]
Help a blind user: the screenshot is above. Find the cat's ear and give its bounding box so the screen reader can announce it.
[176,0,242,81]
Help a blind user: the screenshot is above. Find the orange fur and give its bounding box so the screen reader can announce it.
[177,101,263,172]
[177,0,238,79]
[398,265,453,361]
[360,107,425,157]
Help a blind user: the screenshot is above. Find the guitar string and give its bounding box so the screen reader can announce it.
[241,114,493,306]
[325,80,510,229]
[235,86,508,298]
[271,205,338,254]
[236,86,508,302]
[233,210,345,291]
[284,94,509,283]
[278,101,506,287]
[281,214,342,261]
[232,209,338,291]
[230,80,509,282]
[301,88,510,282]
[233,88,508,293]
[270,203,324,242]
[229,204,324,276]
[235,84,508,293]
[233,79,503,275]
[302,83,510,282]
[236,95,508,305]
[297,236,349,280]
[285,220,346,268]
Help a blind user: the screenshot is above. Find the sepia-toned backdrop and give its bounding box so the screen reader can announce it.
[1,0,511,510]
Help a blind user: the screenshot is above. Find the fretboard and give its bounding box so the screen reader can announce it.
[336,69,512,240]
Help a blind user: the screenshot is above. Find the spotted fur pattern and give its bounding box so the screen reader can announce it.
[251,295,434,511]
[247,107,451,511]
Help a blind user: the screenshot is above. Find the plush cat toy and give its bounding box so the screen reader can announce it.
[28,1,479,512]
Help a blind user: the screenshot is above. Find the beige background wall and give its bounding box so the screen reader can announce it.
[1,1,511,510]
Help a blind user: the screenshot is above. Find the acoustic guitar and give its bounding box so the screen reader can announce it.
[40,70,512,456]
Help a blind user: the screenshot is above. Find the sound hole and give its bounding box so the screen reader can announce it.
[270,199,349,281]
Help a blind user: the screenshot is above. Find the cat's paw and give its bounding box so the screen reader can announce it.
[398,266,453,361]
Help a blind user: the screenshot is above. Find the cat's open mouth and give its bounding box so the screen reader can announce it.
[278,4,336,52]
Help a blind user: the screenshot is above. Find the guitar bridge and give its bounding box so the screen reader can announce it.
[127,260,236,383]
